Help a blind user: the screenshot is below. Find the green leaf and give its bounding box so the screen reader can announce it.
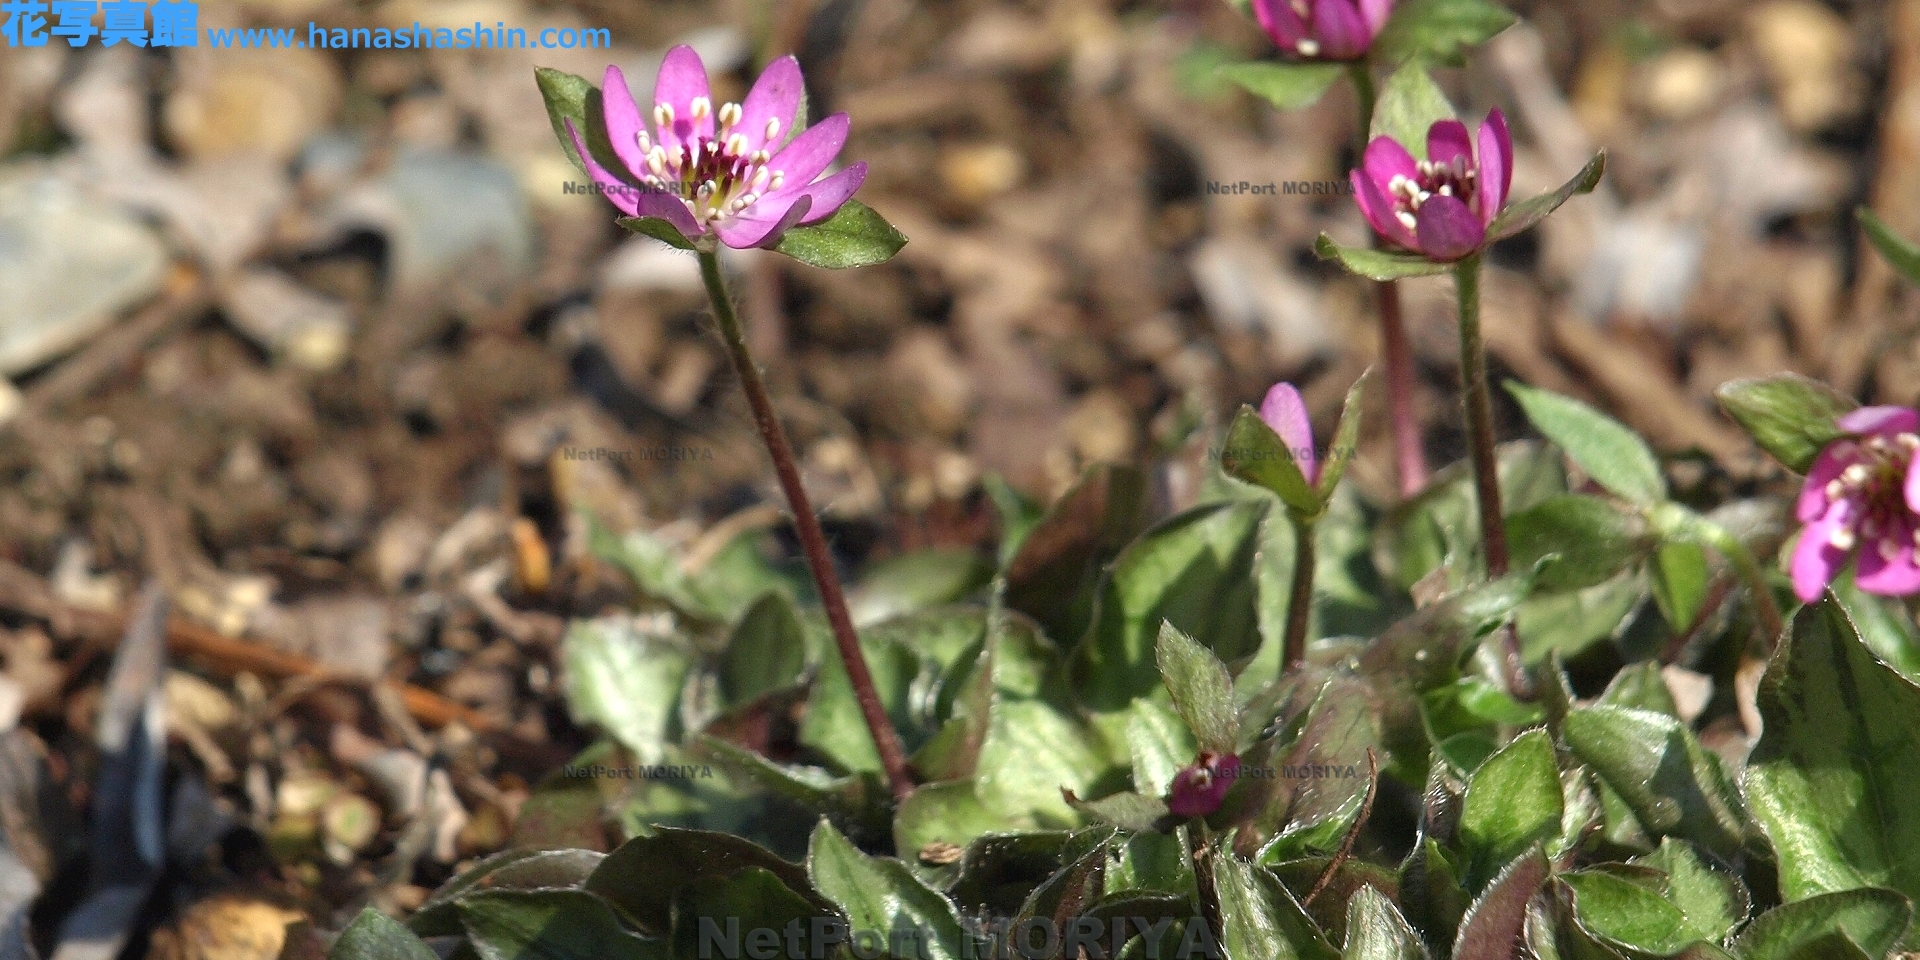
[893,781,1004,857]
[333,908,439,960]
[807,821,971,960]
[1156,622,1239,754]
[771,199,907,269]
[1631,839,1748,945]
[1218,61,1346,111]
[1243,675,1382,860]
[985,474,1046,566]
[561,617,692,765]
[1559,870,1688,954]
[1451,850,1549,960]
[615,217,695,250]
[1514,570,1647,664]
[1073,501,1267,711]
[1341,886,1429,960]
[1746,598,1920,907]
[1486,152,1607,242]
[722,593,808,706]
[1318,372,1369,500]
[586,827,824,936]
[1712,374,1858,473]
[1003,464,1151,649]
[1596,662,1678,717]
[972,699,1112,827]
[1728,889,1912,960]
[1507,495,1652,592]
[1860,206,1920,287]
[1128,698,1197,795]
[1505,382,1664,505]
[799,633,923,775]
[411,848,608,936]
[1314,235,1452,281]
[1369,63,1457,158]
[667,867,826,960]
[693,736,888,836]
[1562,705,1749,857]
[1221,405,1320,515]
[1459,731,1563,889]
[535,67,594,175]
[458,890,670,960]
[1650,541,1711,633]
[1831,568,1920,680]
[1065,789,1171,831]
[1371,0,1517,67]
[849,550,994,626]
[1214,855,1340,960]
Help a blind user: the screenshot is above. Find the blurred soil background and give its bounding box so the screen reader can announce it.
[0,0,1912,953]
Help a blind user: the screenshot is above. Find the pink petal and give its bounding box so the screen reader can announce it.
[714,196,813,249]
[1907,457,1920,514]
[1414,194,1485,261]
[601,65,651,178]
[1855,537,1920,597]
[1838,405,1920,436]
[763,113,851,196]
[1362,134,1419,186]
[652,45,714,155]
[1357,0,1393,35]
[1797,447,1850,523]
[565,118,640,217]
[1427,119,1473,168]
[1311,0,1372,59]
[786,163,867,225]
[1251,0,1308,51]
[1352,169,1416,249]
[1791,501,1853,602]
[735,55,804,155]
[1259,382,1318,485]
[1479,109,1512,220]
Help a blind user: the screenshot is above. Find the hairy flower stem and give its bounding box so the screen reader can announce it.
[1454,254,1526,688]
[698,247,915,801]
[1284,516,1317,672]
[1350,62,1429,497]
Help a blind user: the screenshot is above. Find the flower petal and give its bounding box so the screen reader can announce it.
[1908,456,1920,514]
[1478,108,1513,220]
[1837,405,1920,436]
[763,113,851,196]
[785,163,867,226]
[735,55,804,155]
[601,65,651,178]
[1352,169,1417,249]
[1311,0,1372,59]
[565,118,640,217]
[1414,194,1485,261]
[1791,500,1854,602]
[1427,119,1473,168]
[714,195,813,249]
[1251,0,1309,51]
[652,45,714,155]
[1855,535,1920,597]
[1357,0,1393,35]
[1259,382,1318,485]
[1362,134,1419,186]
[1797,446,1850,523]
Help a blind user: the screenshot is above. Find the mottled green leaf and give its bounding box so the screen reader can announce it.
[1460,731,1563,888]
[1712,374,1856,474]
[1218,61,1346,110]
[772,199,907,269]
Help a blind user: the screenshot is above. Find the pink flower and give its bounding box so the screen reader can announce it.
[1792,406,1920,602]
[1350,110,1513,262]
[566,46,867,249]
[1251,0,1392,61]
[1259,382,1319,485]
[1167,751,1241,818]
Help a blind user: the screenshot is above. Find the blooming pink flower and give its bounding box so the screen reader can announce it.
[1251,0,1392,61]
[1351,110,1513,262]
[567,46,867,249]
[1791,407,1920,602]
[1259,382,1319,485]
[1167,751,1241,818]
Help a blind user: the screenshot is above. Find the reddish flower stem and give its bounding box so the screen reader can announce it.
[1283,517,1316,672]
[698,247,915,801]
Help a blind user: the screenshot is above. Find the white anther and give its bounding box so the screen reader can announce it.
[1296,39,1319,56]
[726,133,748,157]
[751,149,771,165]
[647,152,666,176]
[1396,210,1417,230]
[654,103,674,127]
[1901,433,1920,451]
[1438,185,1453,196]
[1844,463,1872,486]
[1882,536,1903,560]
[636,131,652,154]
[718,102,742,129]
[1827,479,1847,501]
[765,118,781,141]
[1831,526,1857,550]
[690,96,711,120]
[769,171,786,190]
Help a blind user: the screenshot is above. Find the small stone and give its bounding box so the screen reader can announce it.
[1746,0,1861,133]
[320,792,382,865]
[163,48,342,162]
[166,671,239,731]
[917,841,964,866]
[940,143,1026,206]
[1639,48,1723,121]
[1065,389,1137,466]
[219,269,352,373]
